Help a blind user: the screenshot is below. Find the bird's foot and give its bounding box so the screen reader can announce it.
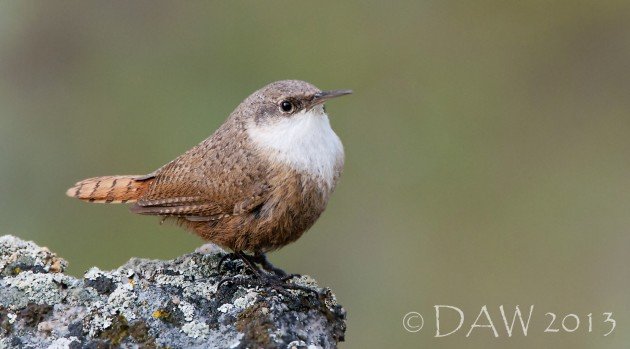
[216,253,240,274]
[217,271,318,298]
[216,251,317,297]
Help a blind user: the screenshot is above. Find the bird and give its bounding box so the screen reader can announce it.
[66,80,351,283]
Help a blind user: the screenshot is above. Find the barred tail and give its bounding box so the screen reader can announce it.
[65,175,150,203]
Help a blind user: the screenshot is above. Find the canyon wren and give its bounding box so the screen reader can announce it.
[66,80,350,273]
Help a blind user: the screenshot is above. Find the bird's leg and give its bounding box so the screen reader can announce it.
[249,253,287,277]
[216,252,270,276]
[244,253,303,282]
[216,251,261,280]
[235,251,262,277]
[216,251,261,290]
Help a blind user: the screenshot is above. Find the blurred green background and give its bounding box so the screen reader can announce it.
[1,1,630,348]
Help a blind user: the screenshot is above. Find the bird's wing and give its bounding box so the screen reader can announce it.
[129,132,271,221]
[130,198,225,219]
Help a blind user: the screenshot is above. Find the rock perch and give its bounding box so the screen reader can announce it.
[0,235,346,348]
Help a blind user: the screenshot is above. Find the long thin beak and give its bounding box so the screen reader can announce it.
[311,89,353,106]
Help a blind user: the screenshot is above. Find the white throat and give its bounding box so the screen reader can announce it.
[248,106,344,188]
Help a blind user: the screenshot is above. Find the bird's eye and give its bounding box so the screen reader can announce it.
[279,100,295,113]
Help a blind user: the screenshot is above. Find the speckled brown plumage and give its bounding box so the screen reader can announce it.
[66,80,349,254]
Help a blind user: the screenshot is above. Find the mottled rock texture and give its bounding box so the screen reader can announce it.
[0,235,346,349]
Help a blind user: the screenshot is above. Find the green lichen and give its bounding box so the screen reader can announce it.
[99,315,156,348]
[19,303,52,327]
[0,306,12,335]
[235,301,273,348]
[129,320,154,346]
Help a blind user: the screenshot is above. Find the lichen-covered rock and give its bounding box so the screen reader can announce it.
[0,235,346,349]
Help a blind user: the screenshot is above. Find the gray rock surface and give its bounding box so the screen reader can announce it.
[0,235,346,349]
